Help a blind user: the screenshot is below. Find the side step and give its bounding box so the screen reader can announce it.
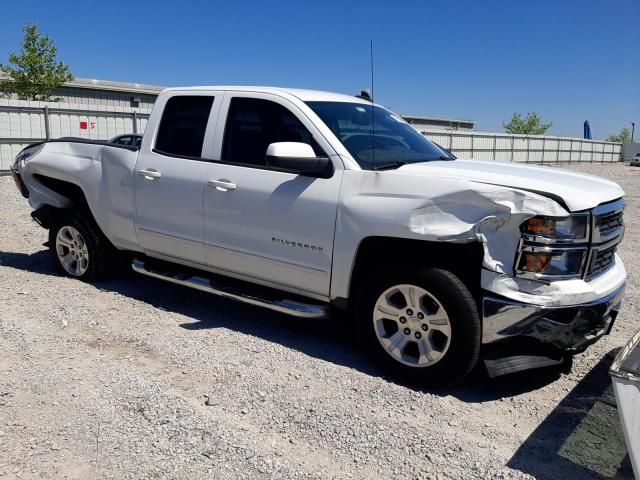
[131,258,331,319]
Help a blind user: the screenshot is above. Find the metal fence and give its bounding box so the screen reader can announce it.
[0,100,151,170]
[0,99,623,170]
[422,129,622,164]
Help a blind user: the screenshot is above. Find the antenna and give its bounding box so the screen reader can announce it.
[370,39,375,170]
[370,39,374,102]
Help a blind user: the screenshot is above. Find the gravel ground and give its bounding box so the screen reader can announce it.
[0,163,638,480]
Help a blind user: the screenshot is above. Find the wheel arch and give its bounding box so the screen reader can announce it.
[29,175,102,236]
[345,236,484,309]
[33,174,89,209]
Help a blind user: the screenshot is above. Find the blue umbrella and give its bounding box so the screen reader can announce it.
[584,120,592,140]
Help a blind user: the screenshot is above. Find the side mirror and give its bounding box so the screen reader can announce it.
[266,142,331,178]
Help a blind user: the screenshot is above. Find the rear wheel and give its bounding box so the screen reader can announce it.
[356,268,481,387]
[49,209,114,282]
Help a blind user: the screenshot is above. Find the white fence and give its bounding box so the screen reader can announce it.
[0,98,623,170]
[422,129,622,164]
[0,99,151,170]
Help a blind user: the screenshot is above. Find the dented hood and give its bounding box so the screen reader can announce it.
[399,160,624,211]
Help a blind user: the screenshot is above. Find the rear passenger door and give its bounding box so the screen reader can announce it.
[134,93,221,264]
[203,93,343,297]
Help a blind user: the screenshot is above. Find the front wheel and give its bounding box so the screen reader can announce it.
[49,209,114,282]
[356,268,481,387]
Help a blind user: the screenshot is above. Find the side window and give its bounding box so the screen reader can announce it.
[155,96,214,158]
[222,97,322,167]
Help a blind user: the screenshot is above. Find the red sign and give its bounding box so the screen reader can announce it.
[79,121,96,130]
[80,121,87,130]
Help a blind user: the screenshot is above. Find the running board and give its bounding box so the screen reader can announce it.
[131,258,330,319]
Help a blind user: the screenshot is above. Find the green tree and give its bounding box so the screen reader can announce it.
[606,128,632,144]
[0,23,73,101]
[503,112,553,135]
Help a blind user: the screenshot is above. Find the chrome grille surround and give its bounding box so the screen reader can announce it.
[585,198,625,280]
[592,199,625,243]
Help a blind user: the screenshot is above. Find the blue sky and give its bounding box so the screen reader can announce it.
[1,0,638,139]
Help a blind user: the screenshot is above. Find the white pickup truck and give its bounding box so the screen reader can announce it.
[10,86,626,386]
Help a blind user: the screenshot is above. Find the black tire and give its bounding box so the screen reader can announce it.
[48,208,115,282]
[356,267,481,387]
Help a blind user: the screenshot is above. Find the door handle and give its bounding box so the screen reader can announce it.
[208,179,237,192]
[138,169,162,180]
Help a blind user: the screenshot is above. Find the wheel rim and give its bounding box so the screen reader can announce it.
[373,284,452,368]
[55,226,89,277]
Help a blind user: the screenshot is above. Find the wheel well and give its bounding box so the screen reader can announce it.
[30,176,106,241]
[348,237,484,307]
[33,174,88,209]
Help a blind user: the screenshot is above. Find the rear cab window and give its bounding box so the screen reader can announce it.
[154,96,214,158]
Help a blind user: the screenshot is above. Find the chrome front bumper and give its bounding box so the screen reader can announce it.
[482,284,625,352]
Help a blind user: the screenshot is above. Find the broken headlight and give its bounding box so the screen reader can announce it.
[516,214,590,280]
[516,247,587,279]
[521,215,589,242]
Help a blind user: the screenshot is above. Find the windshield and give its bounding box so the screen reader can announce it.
[306,101,453,170]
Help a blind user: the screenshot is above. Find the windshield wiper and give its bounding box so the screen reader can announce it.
[372,161,406,171]
[372,155,452,171]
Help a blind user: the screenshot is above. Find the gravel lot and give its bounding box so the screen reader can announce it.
[0,163,638,480]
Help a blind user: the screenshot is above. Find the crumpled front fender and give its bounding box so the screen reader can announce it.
[330,170,569,301]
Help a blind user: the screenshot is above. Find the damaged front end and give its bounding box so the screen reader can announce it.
[395,174,627,377]
[336,164,627,378]
[482,285,624,377]
[480,198,626,377]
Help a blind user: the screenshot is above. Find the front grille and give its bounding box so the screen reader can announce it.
[587,244,617,279]
[586,200,624,279]
[596,210,623,238]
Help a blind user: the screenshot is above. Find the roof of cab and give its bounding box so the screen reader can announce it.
[160,86,373,104]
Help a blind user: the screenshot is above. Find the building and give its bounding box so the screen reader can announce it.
[0,73,162,109]
[2,73,474,134]
[401,115,475,132]
[0,76,164,167]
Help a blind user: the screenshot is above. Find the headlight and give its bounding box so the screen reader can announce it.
[522,215,589,242]
[516,247,587,278]
[516,213,591,280]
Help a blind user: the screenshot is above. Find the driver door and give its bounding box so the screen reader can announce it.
[203,93,343,297]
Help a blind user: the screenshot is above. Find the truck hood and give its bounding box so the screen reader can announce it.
[399,159,624,211]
